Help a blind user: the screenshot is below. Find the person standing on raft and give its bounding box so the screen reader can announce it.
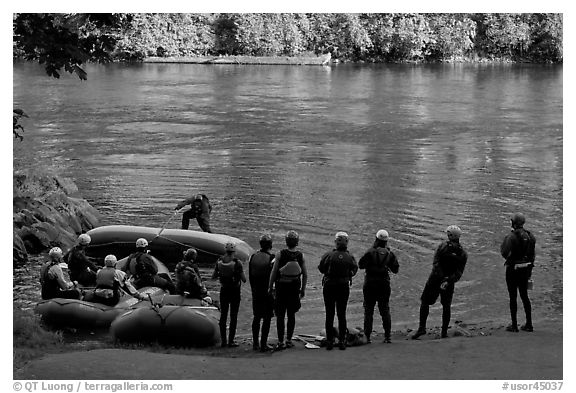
[268,230,308,350]
[358,229,399,344]
[174,193,212,233]
[123,238,175,294]
[501,213,536,333]
[249,233,275,352]
[318,231,358,350]
[40,247,82,300]
[412,225,468,340]
[212,241,246,347]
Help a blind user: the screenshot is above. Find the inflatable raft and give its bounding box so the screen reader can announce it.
[86,225,253,270]
[35,256,170,329]
[36,286,165,329]
[110,298,220,347]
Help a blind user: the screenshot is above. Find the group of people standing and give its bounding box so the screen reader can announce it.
[213,212,536,351]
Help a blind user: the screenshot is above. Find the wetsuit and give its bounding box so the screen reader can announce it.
[175,260,207,298]
[180,195,212,232]
[66,245,100,286]
[273,249,305,344]
[213,254,244,346]
[124,251,175,293]
[40,261,81,300]
[318,248,358,345]
[249,249,275,349]
[418,239,468,333]
[358,243,399,341]
[501,227,536,329]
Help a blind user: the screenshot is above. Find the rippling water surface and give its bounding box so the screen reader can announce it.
[13,61,562,335]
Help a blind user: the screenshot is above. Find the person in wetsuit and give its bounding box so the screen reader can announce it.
[123,238,175,293]
[358,229,399,344]
[501,212,536,333]
[412,225,468,339]
[268,230,308,350]
[175,193,213,233]
[65,233,101,286]
[89,254,144,306]
[212,241,246,347]
[318,231,358,350]
[40,247,82,300]
[175,248,208,299]
[249,233,275,352]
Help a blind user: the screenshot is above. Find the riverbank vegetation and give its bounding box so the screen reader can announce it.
[14,13,562,75]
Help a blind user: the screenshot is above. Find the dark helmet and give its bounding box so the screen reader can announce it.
[511,213,526,227]
[285,230,299,248]
[183,248,198,261]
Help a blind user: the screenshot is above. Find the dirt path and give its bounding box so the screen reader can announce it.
[14,321,562,380]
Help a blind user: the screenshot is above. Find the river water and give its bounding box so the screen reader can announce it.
[13,61,563,337]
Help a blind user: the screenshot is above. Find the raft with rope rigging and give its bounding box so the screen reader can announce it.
[110,296,221,347]
[85,225,253,270]
[35,256,169,329]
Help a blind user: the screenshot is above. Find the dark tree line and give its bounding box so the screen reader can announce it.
[14,13,562,74]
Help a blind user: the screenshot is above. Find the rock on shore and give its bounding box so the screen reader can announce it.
[13,170,101,266]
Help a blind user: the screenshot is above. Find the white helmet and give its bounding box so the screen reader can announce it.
[136,238,148,248]
[335,231,349,246]
[446,225,462,239]
[49,247,63,259]
[104,254,118,267]
[376,229,389,241]
[78,233,91,246]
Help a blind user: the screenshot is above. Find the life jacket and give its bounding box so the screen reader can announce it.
[277,249,303,284]
[96,267,117,289]
[509,229,535,264]
[175,261,204,296]
[249,251,273,282]
[365,247,392,278]
[437,241,466,275]
[217,258,241,288]
[127,252,158,279]
[40,262,59,300]
[324,250,355,282]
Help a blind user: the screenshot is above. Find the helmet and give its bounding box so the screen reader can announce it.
[78,233,91,246]
[376,229,389,241]
[446,225,462,238]
[195,194,203,200]
[184,248,198,261]
[285,230,299,247]
[49,247,63,259]
[225,241,236,252]
[286,230,299,240]
[104,254,117,267]
[335,231,349,246]
[511,213,526,227]
[136,238,148,248]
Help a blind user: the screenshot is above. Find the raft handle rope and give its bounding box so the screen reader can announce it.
[88,239,222,258]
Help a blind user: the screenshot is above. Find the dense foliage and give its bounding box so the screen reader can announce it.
[110,13,562,63]
[14,13,562,71]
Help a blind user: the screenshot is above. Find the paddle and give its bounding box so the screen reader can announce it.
[151,209,180,244]
[294,336,320,349]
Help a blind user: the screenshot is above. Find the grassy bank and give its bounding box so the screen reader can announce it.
[13,307,64,370]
